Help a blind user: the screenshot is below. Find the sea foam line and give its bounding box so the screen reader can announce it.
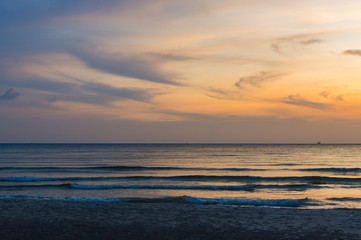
[0,196,313,207]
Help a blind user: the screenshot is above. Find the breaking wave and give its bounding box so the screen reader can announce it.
[0,196,314,207]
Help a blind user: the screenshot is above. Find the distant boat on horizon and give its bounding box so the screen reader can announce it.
[316,141,321,145]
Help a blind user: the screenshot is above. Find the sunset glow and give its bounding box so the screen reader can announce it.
[2,1,361,143]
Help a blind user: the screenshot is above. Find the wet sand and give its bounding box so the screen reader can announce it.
[1,199,361,240]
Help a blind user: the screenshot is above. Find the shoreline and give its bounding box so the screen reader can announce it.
[1,199,361,239]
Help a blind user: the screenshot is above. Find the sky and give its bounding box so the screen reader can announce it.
[2,0,361,143]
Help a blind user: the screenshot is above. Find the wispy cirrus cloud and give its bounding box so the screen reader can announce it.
[206,71,287,100]
[235,71,285,89]
[320,91,343,101]
[299,39,322,45]
[145,52,197,62]
[51,81,154,105]
[70,47,183,86]
[343,49,361,56]
[0,74,154,106]
[271,32,325,56]
[282,94,327,110]
[82,82,152,103]
[0,0,187,87]
[205,87,232,100]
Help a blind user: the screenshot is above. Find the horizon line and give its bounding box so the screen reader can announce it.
[1,142,361,145]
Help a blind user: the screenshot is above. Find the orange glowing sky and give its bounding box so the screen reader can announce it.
[2,0,361,143]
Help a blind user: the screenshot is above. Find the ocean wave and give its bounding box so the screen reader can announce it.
[266,163,301,166]
[0,196,128,202]
[164,175,361,184]
[4,166,361,174]
[182,196,310,207]
[299,168,361,173]
[0,183,322,192]
[2,175,361,184]
[94,166,267,172]
[3,166,360,174]
[0,183,72,189]
[0,195,314,207]
[326,197,361,202]
[0,175,255,182]
[70,184,255,191]
[70,183,321,191]
[0,166,266,172]
[0,176,114,182]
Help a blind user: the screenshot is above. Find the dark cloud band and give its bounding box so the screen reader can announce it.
[0,89,20,100]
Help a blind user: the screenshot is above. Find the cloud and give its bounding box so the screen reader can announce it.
[54,81,153,105]
[343,49,361,56]
[0,0,123,25]
[0,89,20,100]
[83,82,152,103]
[0,74,154,106]
[0,1,125,58]
[282,94,326,110]
[146,52,196,62]
[205,87,231,100]
[0,1,185,87]
[235,71,285,89]
[299,38,322,45]
[207,87,228,95]
[271,33,324,56]
[320,91,343,101]
[70,47,182,86]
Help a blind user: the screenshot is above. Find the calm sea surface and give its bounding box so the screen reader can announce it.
[1,143,361,209]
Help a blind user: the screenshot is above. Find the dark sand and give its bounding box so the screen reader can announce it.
[1,200,361,240]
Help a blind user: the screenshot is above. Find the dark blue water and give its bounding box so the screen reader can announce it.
[1,143,361,208]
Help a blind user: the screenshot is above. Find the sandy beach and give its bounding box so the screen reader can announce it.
[0,200,360,240]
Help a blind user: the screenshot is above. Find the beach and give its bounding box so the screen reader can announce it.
[1,200,360,240]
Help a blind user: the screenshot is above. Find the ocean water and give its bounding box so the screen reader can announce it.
[1,143,361,209]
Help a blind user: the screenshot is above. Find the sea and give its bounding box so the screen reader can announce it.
[1,143,361,209]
